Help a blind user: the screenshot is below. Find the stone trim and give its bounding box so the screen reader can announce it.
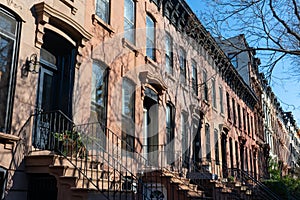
[33,2,92,68]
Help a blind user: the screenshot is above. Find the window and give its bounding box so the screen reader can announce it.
[165,33,173,74]
[228,53,238,68]
[212,79,216,108]
[166,103,175,164]
[226,92,231,120]
[238,104,241,128]
[247,113,250,135]
[235,141,239,170]
[122,79,135,119]
[214,129,219,164]
[91,61,108,124]
[191,60,198,95]
[0,8,20,133]
[205,124,211,161]
[146,15,155,60]
[243,108,246,131]
[203,70,208,101]
[181,112,189,167]
[232,98,236,125]
[179,48,186,84]
[219,87,224,113]
[122,79,135,152]
[124,0,135,44]
[96,0,110,24]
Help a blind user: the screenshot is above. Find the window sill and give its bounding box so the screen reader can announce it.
[145,56,159,70]
[0,132,20,144]
[122,38,139,57]
[92,14,115,34]
[165,71,175,82]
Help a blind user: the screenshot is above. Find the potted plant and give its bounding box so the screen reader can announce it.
[53,130,86,158]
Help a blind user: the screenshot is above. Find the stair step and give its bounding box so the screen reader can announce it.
[26,154,56,167]
[76,178,122,191]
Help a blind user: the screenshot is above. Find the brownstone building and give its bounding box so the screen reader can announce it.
[0,0,291,199]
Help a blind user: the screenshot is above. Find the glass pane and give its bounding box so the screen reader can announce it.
[124,0,134,22]
[91,63,105,107]
[96,0,109,23]
[122,79,135,119]
[0,12,16,35]
[41,73,53,111]
[0,35,13,130]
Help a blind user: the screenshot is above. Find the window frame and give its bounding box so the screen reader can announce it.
[203,70,208,101]
[181,112,189,167]
[179,48,186,84]
[90,61,109,123]
[124,0,136,44]
[214,129,219,164]
[165,33,173,75]
[191,60,198,95]
[95,0,110,24]
[121,78,136,152]
[212,79,216,108]
[146,14,156,61]
[0,8,21,133]
[219,86,224,114]
[205,123,211,161]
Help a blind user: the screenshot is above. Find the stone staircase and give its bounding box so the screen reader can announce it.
[25,151,133,200]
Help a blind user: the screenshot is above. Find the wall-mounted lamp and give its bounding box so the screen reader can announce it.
[25,53,40,74]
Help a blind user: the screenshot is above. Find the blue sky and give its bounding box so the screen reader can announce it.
[186,0,300,124]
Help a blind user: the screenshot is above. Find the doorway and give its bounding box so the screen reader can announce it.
[221,133,228,178]
[27,174,57,200]
[142,87,159,166]
[33,29,76,149]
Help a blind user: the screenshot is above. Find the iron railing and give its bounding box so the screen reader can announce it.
[228,168,282,200]
[28,110,205,199]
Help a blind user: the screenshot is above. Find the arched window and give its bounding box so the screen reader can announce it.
[91,61,109,124]
[0,7,21,133]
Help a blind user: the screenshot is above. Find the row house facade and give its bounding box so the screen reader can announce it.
[260,73,300,177]
[0,0,293,199]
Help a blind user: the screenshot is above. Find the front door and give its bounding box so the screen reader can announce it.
[34,67,54,148]
[33,29,76,149]
[143,87,159,166]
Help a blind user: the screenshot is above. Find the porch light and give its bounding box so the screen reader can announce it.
[25,53,40,74]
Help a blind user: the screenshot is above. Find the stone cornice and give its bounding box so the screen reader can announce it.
[162,0,258,109]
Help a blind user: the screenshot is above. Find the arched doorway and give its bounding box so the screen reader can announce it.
[33,29,76,149]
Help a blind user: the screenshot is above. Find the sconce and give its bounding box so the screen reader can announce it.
[25,53,40,74]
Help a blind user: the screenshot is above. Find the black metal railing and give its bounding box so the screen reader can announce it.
[228,168,282,200]
[27,110,205,199]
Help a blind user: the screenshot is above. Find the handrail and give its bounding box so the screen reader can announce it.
[27,111,205,199]
[76,121,205,196]
[229,168,282,200]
